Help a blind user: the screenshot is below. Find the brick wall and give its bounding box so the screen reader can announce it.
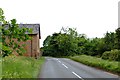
[24,34,40,58]
[5,34,40,58]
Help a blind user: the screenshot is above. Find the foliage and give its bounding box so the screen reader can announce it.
[102,49,120,61]
[0,8,32,57]
[2,56,45,78]
[70,55,120,74]
[115,27,120,49]
[0,56,1,79]
[103,32,117,50]
[43,27,78,57]
[42,26,120,61]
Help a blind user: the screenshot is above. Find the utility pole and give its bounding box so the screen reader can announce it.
[118,1,120,28]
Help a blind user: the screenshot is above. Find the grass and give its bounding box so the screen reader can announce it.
[0,56,2,79]
[2,55,45,78]
[69,55,120,75]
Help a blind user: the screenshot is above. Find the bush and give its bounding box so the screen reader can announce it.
[102,49,120,61]
[101,51,110,60]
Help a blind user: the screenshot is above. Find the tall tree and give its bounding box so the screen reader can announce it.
[103,32,116,51]
[0,8,32,57]
[116,27,120,49]
[43,28,79,57]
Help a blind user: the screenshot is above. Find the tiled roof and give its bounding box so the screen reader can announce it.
[18,24,41,39]
[3,24,41,39]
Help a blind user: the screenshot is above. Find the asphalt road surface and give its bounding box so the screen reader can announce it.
[39,57,119,80]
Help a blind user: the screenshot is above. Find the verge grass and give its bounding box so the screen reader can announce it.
[69,55,120,75]
[2,56,45,78]
[0,56,2,79]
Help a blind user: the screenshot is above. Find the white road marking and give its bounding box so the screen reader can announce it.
[62,63,68,69]
[58,61,61,63]
[53,58,58,60]
[52,58,84,79]
[72,72,84,80]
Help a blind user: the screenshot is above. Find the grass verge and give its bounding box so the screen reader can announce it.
[2,56,45,78]
[69,55,120,75]
[0,56,2,79]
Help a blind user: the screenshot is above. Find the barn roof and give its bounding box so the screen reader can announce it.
[18,24,41,39]
[3,24,41,39]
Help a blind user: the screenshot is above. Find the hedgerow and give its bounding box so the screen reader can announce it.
[101,49,120,61]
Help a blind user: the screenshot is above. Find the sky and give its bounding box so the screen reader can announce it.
[0,0,119,47]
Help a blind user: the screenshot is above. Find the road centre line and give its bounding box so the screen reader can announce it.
[62,63,68,69]
[58,60,61,63]
[72,72,84,80]
[58,59,83,79]
[53,58,58,60]
[56,59,58,60]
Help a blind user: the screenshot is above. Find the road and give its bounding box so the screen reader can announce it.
[39,57,119,80]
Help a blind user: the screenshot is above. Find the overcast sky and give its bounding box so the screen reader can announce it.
[0,0,119,47]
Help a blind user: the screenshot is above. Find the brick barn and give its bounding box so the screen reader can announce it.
[18,24,41,58]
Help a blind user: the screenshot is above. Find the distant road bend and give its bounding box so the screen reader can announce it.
[40,57,119,80]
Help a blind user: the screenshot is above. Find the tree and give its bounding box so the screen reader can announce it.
[0,8,32,57]
[42,25,119,58]
[116,27,120,49]
[43,35,51,47]
[76,34,87,54]
[42,27,79,57]
[103,32,116,51]
[59,28,79,56]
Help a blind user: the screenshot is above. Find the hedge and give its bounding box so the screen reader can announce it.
[101,49,120,61]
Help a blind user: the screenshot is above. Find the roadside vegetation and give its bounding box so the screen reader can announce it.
[0,8,45,79]
[42,26,120,74]
[69,55,120,75]
[2,56,45,78]
[0,57,2,79]
[42,27,120,61]
[0,8,32,57]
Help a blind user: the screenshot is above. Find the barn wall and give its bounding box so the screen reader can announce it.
[31,34,40,58]
[4,34,40,58]
[23,39,32,57]
[37,34,40,56]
